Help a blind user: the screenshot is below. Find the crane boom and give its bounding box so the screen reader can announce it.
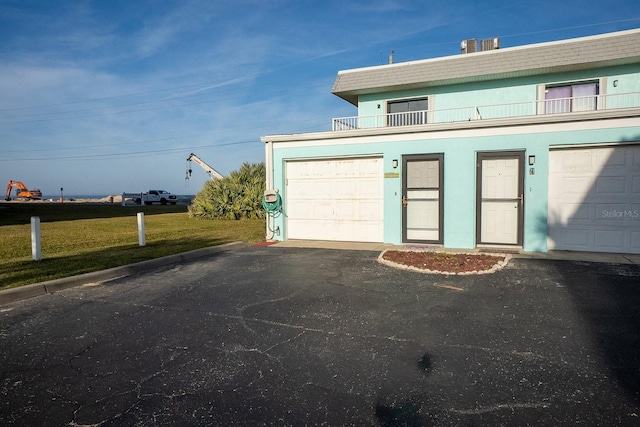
[186,153,224,180]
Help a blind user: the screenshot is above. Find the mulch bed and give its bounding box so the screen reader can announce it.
[380,250,506,274]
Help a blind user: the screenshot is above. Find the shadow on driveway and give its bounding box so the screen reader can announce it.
[549,260,640,403]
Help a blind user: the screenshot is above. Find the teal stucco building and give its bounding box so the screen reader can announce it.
[262,29,640,254]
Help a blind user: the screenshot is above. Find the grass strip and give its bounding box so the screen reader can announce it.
[0,203,265,290]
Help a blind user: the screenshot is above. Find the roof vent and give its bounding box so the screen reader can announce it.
[481,38,500,51]
[460,39,478,54]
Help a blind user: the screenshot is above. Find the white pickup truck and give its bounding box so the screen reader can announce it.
[133,190,178,205]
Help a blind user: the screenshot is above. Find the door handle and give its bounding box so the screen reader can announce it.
[516,194,523,206]
[402,196,408,208]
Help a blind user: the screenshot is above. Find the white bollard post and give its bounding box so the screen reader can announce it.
[31,216,42,261]
[137,212,146,246]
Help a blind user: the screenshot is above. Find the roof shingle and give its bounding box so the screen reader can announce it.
[331,29,640,105]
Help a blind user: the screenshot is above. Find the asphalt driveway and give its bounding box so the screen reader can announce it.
[1,246,639,426]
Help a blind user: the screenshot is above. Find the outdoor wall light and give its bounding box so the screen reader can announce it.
[528,155,535,165]
[613,79,619,87]
[392,159,398,168]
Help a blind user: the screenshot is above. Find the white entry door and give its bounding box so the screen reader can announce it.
[403,154,443,243]
[285,157,384,242]
[477,152,524,245]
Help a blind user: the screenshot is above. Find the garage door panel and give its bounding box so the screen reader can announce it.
[549,202,590,223]
[556,150,591,171]
[288,220,334,240]
[287,199,333,219]
[549,145,640,254]
[596,203,630,223]
[595,176,627,195]
[599,148,626,168]
[357,159,383,175]
[335,180,358,197]
[286,158,383,242]
[632,232,640,252]
[335,221,381,242]
[559,203,590,222]
[358,178,383,196]
[288,180,331,198]
[288,219,382,242]
[548,176,593,199]
[357,200,383,220]
[594,230,626,249]
[331,199,383,221]
[318,205,333,219]
[554,228,590,247]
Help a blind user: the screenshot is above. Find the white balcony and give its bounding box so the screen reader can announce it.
[332,92,640,131]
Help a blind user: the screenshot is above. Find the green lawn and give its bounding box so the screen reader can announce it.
[0,203,265,290]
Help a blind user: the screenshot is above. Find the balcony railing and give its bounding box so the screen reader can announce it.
[332,92,640,131]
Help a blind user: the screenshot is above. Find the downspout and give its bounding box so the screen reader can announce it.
[264,139,275,240]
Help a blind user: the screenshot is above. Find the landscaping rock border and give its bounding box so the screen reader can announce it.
[377,249,512,275]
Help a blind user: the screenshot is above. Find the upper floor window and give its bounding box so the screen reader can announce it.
[387,98,428,126]
[545,81,598,114]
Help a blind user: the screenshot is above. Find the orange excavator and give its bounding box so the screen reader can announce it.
[4,180,43,201]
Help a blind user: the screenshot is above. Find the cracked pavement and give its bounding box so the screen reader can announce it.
[1,246,639,426]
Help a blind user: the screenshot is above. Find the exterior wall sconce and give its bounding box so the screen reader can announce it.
[392,159,398,168]
[613,80,619,87]
[528,155,535,165]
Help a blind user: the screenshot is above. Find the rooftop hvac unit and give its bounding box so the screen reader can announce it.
[460,39,478,54]
[481,38,500,51]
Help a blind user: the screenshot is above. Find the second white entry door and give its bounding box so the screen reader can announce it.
[477,152,524,245]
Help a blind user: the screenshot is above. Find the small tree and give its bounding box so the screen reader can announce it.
[188,162,266,220]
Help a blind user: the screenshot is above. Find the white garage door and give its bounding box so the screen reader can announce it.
[548,145,640,254]
[285,157,384,242]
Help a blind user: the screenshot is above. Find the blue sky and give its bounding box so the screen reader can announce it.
[1,0,638,197]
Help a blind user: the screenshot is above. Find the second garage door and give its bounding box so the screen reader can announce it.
[285,157,384,242]
[548,145,640,254]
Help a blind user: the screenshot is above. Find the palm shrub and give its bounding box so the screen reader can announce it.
[188,162,266,220]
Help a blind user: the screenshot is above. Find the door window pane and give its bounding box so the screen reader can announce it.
[407,160,439,188]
